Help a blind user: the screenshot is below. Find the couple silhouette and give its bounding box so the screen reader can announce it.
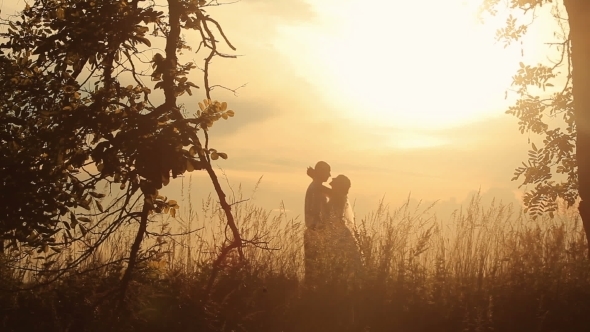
[304,161,362,288]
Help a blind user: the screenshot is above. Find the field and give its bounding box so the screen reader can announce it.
[1,191,590,332]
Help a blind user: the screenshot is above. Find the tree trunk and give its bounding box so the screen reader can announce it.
[565,0,590,257]
[119,202,149,304]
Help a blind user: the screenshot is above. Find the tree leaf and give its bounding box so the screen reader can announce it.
[79,201,91,211]
[56,8,65,20]
[70,213,78,228]
[189,145,197,156]
[96,200,104,213]
[136,36,152,47]
[89,192,105,199]
[186,159,195,172]
[79,224,87,236]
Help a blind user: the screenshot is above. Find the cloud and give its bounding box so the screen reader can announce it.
[158,111,532,225]
[206,108,529,200]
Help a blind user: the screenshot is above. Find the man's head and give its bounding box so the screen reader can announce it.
[309,161,331,182]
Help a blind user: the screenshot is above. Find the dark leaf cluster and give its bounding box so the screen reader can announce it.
[0,0,236,264]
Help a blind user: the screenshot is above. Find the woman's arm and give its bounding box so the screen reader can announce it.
[320,185,332,198]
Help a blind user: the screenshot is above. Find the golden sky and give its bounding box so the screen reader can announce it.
[179,0,563,219]
[2,0,565,220]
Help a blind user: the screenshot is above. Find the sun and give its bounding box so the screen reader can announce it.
[276,0,522,131]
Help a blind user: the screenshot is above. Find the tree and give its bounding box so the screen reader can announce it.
[480,0,590,255]
[0,0,243,300]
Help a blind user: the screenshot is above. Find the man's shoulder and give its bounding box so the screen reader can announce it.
[306,181,319,192]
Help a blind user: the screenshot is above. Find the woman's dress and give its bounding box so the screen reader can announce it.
[322,198,362,287]
[304,183,362,288]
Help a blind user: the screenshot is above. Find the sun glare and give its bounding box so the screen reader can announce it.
[390,132,450,150]
[276,0,522,131]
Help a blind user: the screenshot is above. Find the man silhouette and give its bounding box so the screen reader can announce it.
[304,161,331,286]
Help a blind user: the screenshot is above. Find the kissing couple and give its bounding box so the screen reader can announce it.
[303,161,361,288]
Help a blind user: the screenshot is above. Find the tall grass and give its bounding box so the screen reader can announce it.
[1,188,589,332]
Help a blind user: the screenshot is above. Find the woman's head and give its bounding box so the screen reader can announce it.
[307,161,331,182]
[329,174,351,196]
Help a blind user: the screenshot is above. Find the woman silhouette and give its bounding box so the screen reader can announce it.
[323,175,362,286]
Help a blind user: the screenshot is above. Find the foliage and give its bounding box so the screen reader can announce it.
[0,0,241,298]
[480,0,576,218]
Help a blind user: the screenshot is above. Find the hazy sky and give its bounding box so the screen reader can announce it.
[2,0,567,220]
